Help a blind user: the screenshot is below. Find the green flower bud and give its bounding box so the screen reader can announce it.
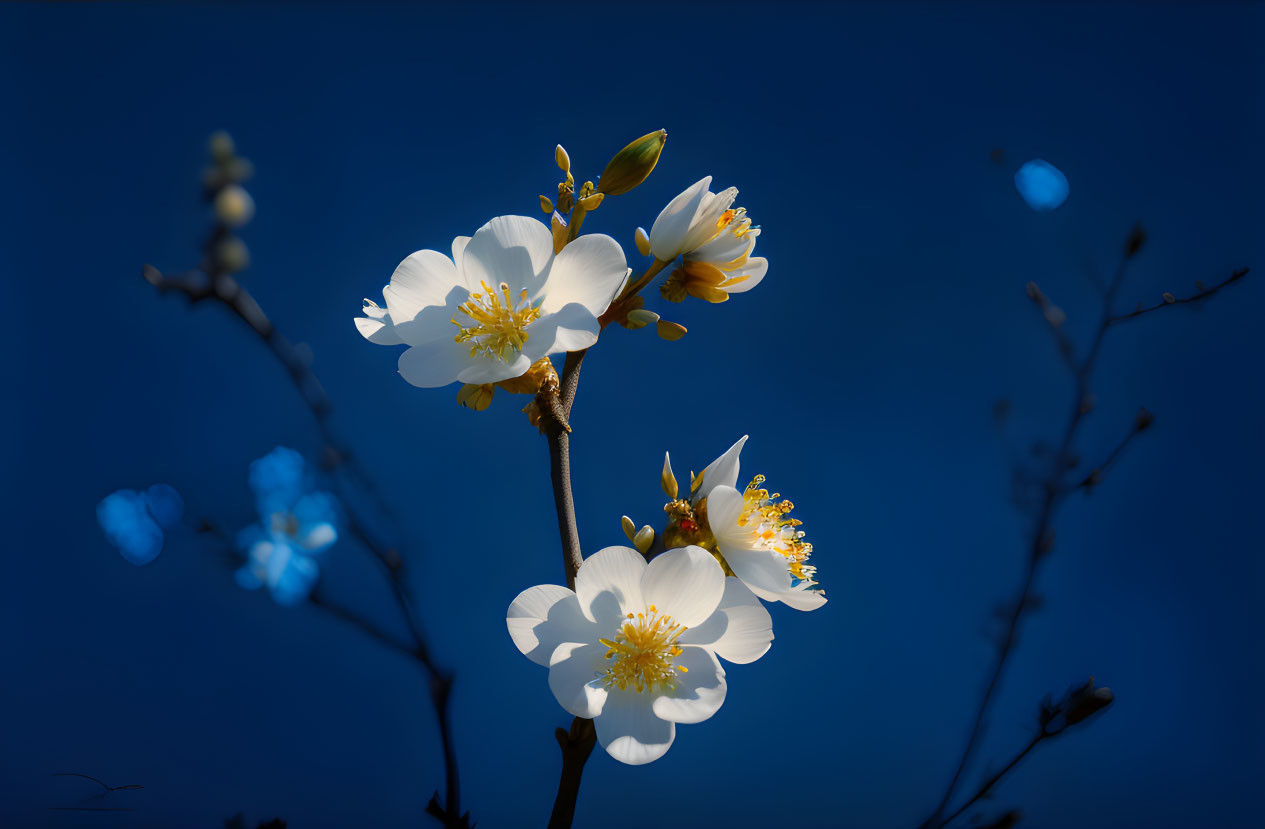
[596,129,667,196]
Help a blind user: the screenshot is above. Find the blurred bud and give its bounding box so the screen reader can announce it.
[656,320,687,341]
[551,211,568,254]
[625,308,660,330]
[215,185,256,227]
[1134,406,1155,432]
[621,515,637,542]
[1162,292,1175,303]
[1124,223,1147,258]
[208,130,235,162]
[1044,304,1067,328]
[215,236,250,273]
[457,383,494,411]
[1025,281,1043,301]
[539,195,554,214]
[578,192,605,211]
[633,525,655,555]
[661,453,679,500]
[596,129,667,196]
[1079,393,1095,415]
[1063,677,1114,725]
[634,227,651,257]
[555,144,571,174]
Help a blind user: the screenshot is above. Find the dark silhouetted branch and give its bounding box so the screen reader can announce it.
[1108,267,1249,325]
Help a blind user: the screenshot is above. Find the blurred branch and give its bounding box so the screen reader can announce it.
[148,139,467,828]
[921,225,1250,829]
[1108,267,1249,325]
[938,679,1113,829]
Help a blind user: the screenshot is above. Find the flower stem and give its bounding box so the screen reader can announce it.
[539,348,597,828]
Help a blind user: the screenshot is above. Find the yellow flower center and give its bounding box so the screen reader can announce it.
[738,474,816,584]
[599,605,688,693]
[714,207,754,239]
[451,280,542,362]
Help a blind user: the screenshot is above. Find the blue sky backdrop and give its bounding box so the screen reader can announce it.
[3,3,1262,828]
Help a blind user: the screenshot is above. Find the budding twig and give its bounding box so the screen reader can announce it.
[1107,267,1249,325]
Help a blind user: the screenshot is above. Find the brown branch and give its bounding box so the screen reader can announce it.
[535,347,597,829]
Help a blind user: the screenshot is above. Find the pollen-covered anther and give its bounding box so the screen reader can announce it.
[599,605,687,693]
[737,473,817,587]
[452,280,542,362]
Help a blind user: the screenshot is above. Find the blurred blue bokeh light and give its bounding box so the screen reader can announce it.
[1014,159,1070,211]
[97,485,182,566]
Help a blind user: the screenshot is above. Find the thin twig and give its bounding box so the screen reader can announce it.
[921,234,1249,829]
[1108,267,1249,325]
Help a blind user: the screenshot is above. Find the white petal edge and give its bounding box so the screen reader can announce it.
[594,689,676,765]
[507,585,597,667]
[651,646,727,724]
[680,577,774,664]
[540,233,629,316]
[696,436,747,501]
[462,215,554,297]
[649,176,711,261]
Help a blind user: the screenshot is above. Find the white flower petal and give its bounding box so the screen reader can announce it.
[451,235,471,273]
[721,545,795,602]
[574,546,646,625]
[651,646,726,724]
[594,689,676,765]
[640,546,725,627]
[680,577,774,664]
[720,256,767,294]
[454,350,533,385]
[778,585,829,611]
[354,313,404,346]
[507,585,598,667]
[397,337,479,389]
[649,176,711,261]
[540,233,629,316]
[680,187,738,253]
[688,228,750,267]
[548,642,609,718]
[696,436,747,501]
[522,304,600,360]
[382,249,463,324]
[462,215,554,297]
[705,484,745,530]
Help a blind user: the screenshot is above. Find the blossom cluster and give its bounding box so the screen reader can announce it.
[353,134,827,764]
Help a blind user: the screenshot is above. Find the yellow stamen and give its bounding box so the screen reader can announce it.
[452,280,542,362]
[599,606,687,694]
[736,474,817,585]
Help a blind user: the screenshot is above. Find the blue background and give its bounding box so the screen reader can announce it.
[3,3,1261,828]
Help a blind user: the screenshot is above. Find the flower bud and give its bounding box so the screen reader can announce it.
[656,320,687,341]
[1124,223,1147,258]
[215,236,250,273]
[1134,406,1155,432]
[633,525,655,555]
[621,515,637,542]
[555,144,571,174]
[596,129,667,196]
[215,185,255,227]
[661,452,679,499]
[634,227,650,257]
[578,192,605,211]
[457,383,494,411]
[550,211,568,254]
[624,309,660,330]
[208,130,235,162]
[539,195,554,214]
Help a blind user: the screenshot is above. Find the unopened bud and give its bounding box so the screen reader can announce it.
[621,515,637,542]
[633,525,655,555]
[661,452,679,499]
[624,309,660,330]
[1162,292,1175,303]
[208,130,235,162]
[1064,678,1114,725]
[596,129,667,196]
[539,195,554,214]
[634,227,651,257]
[656,320,687,341]
[578,192,605,211]
[215,236,250,273]
[1044,305,1066,328]
[555,144,571,174]
[215,185,255,227]
[456,383,494,411]
[1134,406,1155,432]
[1124,223,1147,258]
